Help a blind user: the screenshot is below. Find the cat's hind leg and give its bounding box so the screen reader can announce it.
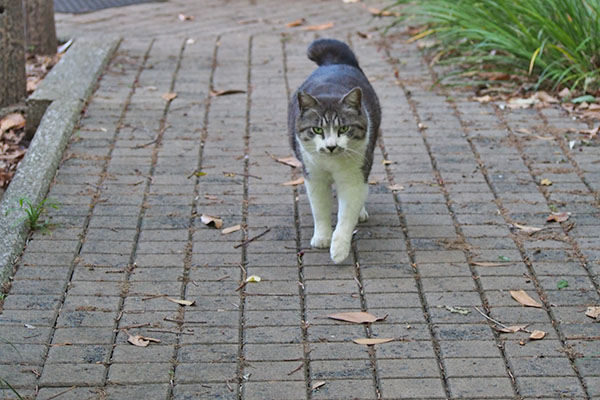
[305,176,333,248]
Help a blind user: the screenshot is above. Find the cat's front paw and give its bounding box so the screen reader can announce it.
[311,232,332,248]
[330,232,351,264]
[359,207,368,222]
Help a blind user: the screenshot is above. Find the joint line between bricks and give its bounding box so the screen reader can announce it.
[346,33,383,400]
[166,35,218,400]
[282,36,313,400]
[102,37,185,387]
[235,34,253,400]
[32,38,151,389]
[376,132,452,400]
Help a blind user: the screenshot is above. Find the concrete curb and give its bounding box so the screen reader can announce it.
[0,37,120,284]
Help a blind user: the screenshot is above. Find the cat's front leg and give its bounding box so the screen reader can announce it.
[305,176,333,248]
[330,181,368,264]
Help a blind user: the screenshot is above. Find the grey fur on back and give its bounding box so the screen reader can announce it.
[288,38,381,180]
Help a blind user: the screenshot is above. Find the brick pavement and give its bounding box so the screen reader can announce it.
[1,0,599,399]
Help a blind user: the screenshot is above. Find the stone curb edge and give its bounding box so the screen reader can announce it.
[0,37,120,285]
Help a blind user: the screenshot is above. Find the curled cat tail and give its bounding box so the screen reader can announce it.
[307,38,361,70]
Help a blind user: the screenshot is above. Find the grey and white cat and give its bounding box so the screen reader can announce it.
[288,38,381,264]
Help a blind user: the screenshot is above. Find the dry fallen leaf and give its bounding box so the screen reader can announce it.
[200,214,223,229]
[162,92,178,101]
[166,297,195,306]
[585,306,600,319]
[510,290,542,308]
[507,96,538,109]
[286,18,305,28]
[328,311,383,324]
[547,212,570,223]
[540,178,553,186]
[311,381,326,391]
[529,330,546,340]
[282,177,305,186]
[535,91,559,103]
[276,156,302,168]
[245,275,261,283]
[474,95,492,103]
[0,113,26,133]
[178,13,194,21]
[498,324,529,333]
[388,184,405,191]
[210,89,246,97]
[472,261,513,267]
[126,331,161,347]
[382,159,394,165]
[352,337,395,345]
[367,7,400,17]
[221,224,242,235]
[512,223,544,234]
[300,22,334,31]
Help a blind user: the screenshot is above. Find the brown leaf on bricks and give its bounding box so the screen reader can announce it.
[512,223,544,234]
[327,311,383,324]
[0,113,26,134]
[200,214,223,229]
[510,290,542,308]
[178,13,194,21]
[367,7,400,17]
[221,224,242,235]
[286,18,305,28]
[387,184,405,191]
[282,177,304,186]
[301,22,334,31]
[210,89,246,97]
[126,331,161,347]
[540,178,553,186]
[311,381,326,391]
[166,297,195,306]
[529,330,546,340]
[162,92,178,101]
[276,156,303,168]
[352,338,395,345]
[585,306,600,319]
[547,212,570,223]
[472,261,513,267]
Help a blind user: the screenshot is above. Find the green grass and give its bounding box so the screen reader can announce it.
[388,0,600,92]
[5,197,58,232]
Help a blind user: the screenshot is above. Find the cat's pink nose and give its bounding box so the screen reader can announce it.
[326,145,337,152]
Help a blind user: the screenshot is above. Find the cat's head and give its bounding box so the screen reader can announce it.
[295,87,367,155]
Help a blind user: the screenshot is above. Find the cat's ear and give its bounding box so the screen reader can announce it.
[297,91,319,111]
[341,87,362,110]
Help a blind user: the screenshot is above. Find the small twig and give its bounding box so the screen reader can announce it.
[235,281,248,292]
[146,328,194,335]
[474,306,531,333]
[133,139,158,149]
[226,379,234,392]
[141,294,167,301]
[287,362,304,376]
[116,323,151,331]
[216,275,231,281]
[234,228,271,249]
[163,317,207,324]
[223,171,262,180]
[45,386,76,400]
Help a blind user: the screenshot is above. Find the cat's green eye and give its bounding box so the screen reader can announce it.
[312,127,324,135]
[338,125,350,133]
